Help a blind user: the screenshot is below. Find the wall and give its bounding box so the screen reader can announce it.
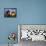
[20,0,46,24]
[0,0,46,45]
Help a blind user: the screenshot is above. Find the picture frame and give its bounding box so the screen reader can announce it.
[4,8,17,18]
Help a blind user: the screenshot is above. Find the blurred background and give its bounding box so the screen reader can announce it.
[0,0,46,46]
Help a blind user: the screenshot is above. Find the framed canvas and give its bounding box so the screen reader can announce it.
[4,8,17,18]
[18,24,46,41]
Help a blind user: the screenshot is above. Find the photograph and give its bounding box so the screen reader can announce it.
[4,8,17,17]
[18,24,46,46]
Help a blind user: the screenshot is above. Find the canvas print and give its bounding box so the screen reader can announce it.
[4,8,17,17]
[18,25,46,46]
[18,25,46,41]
